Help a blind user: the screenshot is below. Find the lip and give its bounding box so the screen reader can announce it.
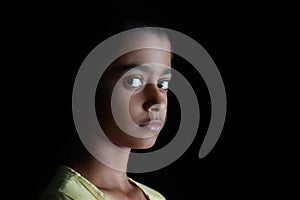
[139,120,163,131]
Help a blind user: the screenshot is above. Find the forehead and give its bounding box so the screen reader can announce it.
[121,30,171,52]
[117,48,172,67]
[103,31,172,79]
[118,31,171,65]
[107,49,171,81]
[113,31,172,68]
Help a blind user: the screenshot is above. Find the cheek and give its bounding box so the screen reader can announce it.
[128,95,144,123]
[111,87,133,122]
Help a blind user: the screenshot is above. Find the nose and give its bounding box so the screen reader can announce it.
[142,83,167,112]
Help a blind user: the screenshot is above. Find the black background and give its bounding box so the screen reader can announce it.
[8,1,297,199]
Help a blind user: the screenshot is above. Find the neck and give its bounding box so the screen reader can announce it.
[69,141,133,191]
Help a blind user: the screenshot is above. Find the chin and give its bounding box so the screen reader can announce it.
[130,135,159,149]
[106,129,160,149]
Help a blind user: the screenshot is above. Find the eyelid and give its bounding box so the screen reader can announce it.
[124,74,144,82]
[158,74,172,82]
[158,77,171,84]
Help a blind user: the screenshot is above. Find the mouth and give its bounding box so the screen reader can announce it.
[139,120,163,131]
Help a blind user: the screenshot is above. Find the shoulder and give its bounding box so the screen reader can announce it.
[129,178,166,200]
[39,166,108,200]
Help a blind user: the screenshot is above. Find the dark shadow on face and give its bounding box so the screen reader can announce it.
[95,47,172,149]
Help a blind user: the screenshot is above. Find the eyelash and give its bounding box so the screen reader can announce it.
[124,76,170,91]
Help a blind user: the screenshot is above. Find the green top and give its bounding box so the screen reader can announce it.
[39,166,166,200]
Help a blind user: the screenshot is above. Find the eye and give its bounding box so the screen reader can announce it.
[124,77,143,88]
[157,80,169,90]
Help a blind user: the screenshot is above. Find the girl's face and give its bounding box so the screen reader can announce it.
[96,32,172,149]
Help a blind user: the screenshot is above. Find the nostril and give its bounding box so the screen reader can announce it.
[148,104,166,113]
[150,107,160,112]
[148,104,166,120]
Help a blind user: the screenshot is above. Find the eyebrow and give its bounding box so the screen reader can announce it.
[121,64,172,75]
